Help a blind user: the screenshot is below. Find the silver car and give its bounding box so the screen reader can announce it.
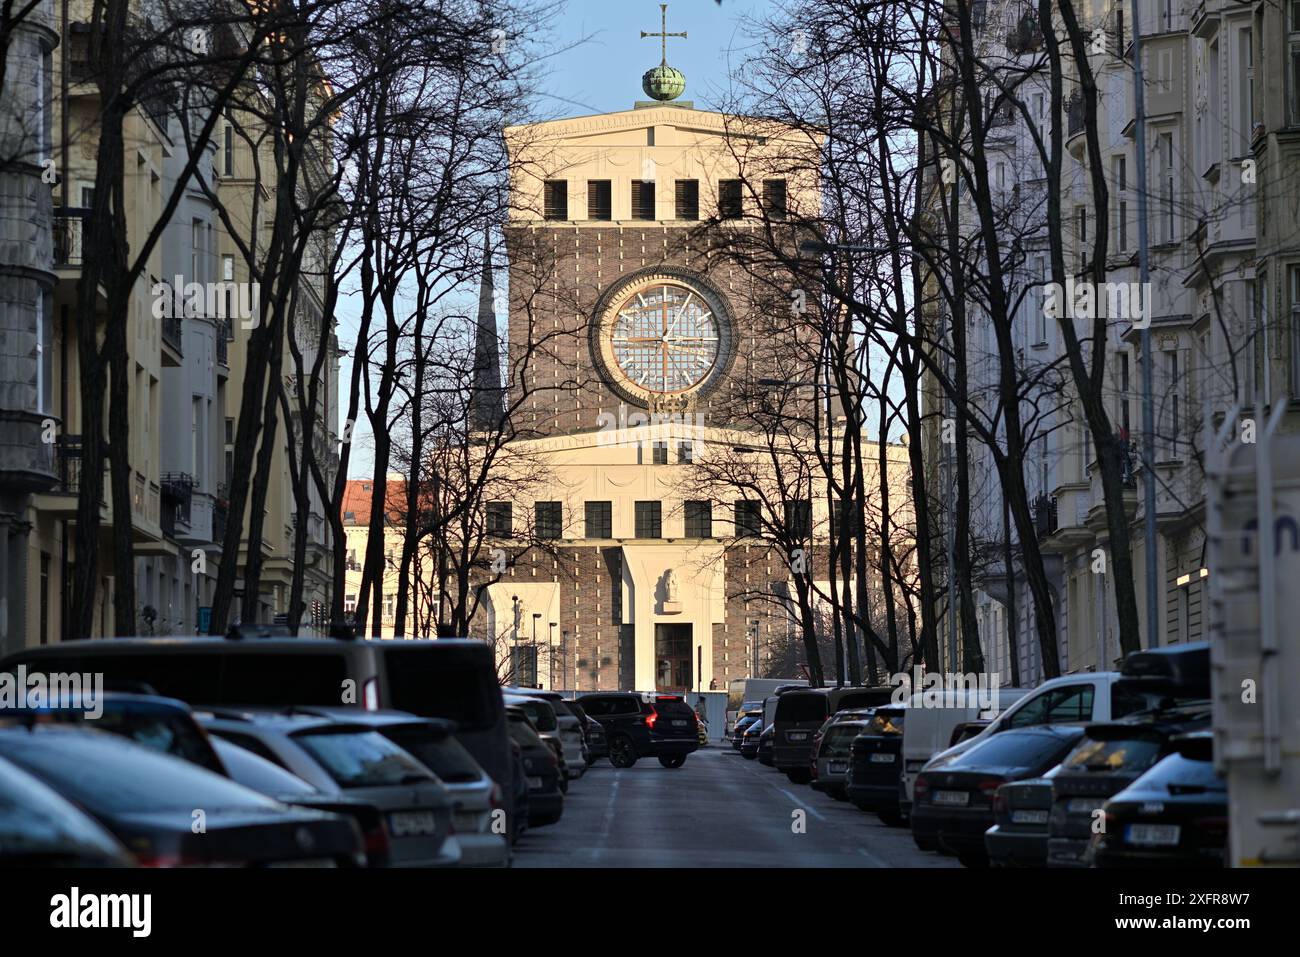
[504,692,586,780]
[298,708,510,868]
[195,709,461,867]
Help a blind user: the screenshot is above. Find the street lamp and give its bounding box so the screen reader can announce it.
[532,613,541,688]
[548,621,557,689]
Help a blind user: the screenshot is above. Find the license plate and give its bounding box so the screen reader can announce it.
[1126,823,1180,846]
[1011,809,1049,825]
[933,790,969,807]
[527,776,543,788]
[870,753,896,764]
[672,720,687,727]
[267,858,337,868]
[1067,797,1105,814]
[452,812,481,833]
[788,732,808,741]
[388,811,438,838]
[829,761,848,773]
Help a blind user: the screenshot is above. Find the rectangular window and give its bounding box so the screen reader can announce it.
[785,499,812,539]
[1240,27,1254,154]
[584,501,612,539]
[587,180,612,220]
[1290,3,1300,125]
[635,501,662,539]
[1168,350,1181,444]
[1160,132,1176,243]
[718,179,743,219]
[678,440,693,464]
[1289,265,1300,399]
[535,501,562,539]
[734,500,761,537]
[1075,206,1088,270]
[1114,155,1128,253]
[631,180,656,220]
[223,123,234,176]
[487,501,513,537]
[511,646,538,688]
[762,179,787,220]
[675,179,699,219]
[684,501,712,538]
[543,180,568,220]
[651,441,668,465]
[1119,352,1131,436]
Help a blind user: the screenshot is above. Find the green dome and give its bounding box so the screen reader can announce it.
[642,64,686,101]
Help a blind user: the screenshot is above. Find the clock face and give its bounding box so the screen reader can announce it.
[606,279,725,396]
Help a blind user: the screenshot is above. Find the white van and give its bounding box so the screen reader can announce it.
[726,678,807,736]
[899,672,1136,814]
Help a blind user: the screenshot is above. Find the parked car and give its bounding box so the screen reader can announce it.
[508,739,530,842]
[195,709,462,866]
[757,724,775,766]
[912,724,1087,867]
[0,754,134,867]
[576,692,699,768]
[773,688,894,784]
[812,719,873,800]
[586,717,609,763]
[506,705,564,827]
[209,736,393,867]
[505,692,585,780]
[1087,732,1226,868]
[541,733,570,792]
[1047,704,1212,868]
[809,707,877,769]
[0,725,364,867]
[0,635,514,827]
[731,713,762,751]
[740,719,764,759]
[844,706,906,824]
[1047,642,1212,868]
[984,766,1062,867]
[0,690,227,774]
[298,708,510,868]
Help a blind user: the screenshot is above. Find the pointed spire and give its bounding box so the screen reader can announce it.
[469,230,504,432]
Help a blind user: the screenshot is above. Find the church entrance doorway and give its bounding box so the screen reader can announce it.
[654,623,692,692]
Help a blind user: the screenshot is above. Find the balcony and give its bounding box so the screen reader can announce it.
[161,314,183,366]
[1033,494,1058,541]
[52,208,89,269]
[160,472,194,540]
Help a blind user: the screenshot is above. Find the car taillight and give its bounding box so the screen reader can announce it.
[136,852,203,868]
[1194,816,1228,834]
[914,776,930,801]
[490,783,504,811]
[977,776,1004,795]
[992,788,1009,815]
[364,822,392,865]
[645,710,658,730]
[362,677,379,711]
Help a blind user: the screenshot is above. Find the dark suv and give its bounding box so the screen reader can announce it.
[576,692,699,768]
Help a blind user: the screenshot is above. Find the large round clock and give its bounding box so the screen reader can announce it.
[592,270,734,406]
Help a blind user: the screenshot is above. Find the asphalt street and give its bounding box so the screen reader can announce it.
[514,741,960,868]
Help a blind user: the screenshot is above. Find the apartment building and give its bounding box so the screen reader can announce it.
[0,4,339,649]
[926,0,1299,680]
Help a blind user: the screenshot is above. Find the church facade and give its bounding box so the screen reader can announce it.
[468,70,909,693]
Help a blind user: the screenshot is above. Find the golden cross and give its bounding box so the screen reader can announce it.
[641,3,686,67]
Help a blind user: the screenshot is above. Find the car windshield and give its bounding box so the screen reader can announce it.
[20,705,224,774]
[958,730,1082,769]
[292,728,436,789]
[382,648,498,732]
[1131,752,1225,792]
[507,716,544,749]
[0,755,127,857]
[210,737,316,795]
[864,711,904,735]
[382,726,484,784]
[0,729,279,814]
[776,693,827,722]
[509,699,557,732]
[1063,734,1164,774]
[822,724,865,756]
[655,697,695,717]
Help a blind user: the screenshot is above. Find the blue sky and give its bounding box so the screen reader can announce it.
[341,1,780,477]
[533,0,772,119]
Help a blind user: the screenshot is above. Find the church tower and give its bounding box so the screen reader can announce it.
[479,9,826,694]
